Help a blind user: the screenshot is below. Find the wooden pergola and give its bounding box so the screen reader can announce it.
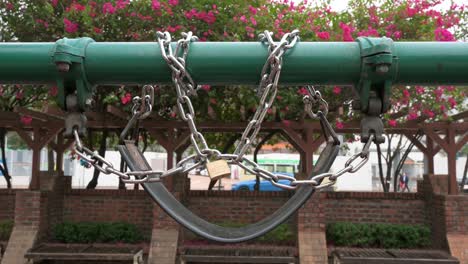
[0,106,466,194]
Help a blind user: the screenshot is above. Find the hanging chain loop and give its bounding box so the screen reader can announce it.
[71,30,375,190]
[234,29,300,161]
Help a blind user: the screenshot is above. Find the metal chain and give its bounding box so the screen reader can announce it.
[233,30,300,161]
[72,31,375,189]
[71,85,186,183]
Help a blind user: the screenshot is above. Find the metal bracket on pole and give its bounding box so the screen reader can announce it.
[355,37,398,144]
[356,37,397,114]
[52,37,95,112]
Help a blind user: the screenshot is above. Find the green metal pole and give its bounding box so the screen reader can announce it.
[1,41,468,85]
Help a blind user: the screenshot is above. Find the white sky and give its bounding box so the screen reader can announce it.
[293,0,467,11]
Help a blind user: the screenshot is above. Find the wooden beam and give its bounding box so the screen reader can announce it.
[12,126,34,148]
[450,110,468,121]
[14,106,63,123]
[403,132,428,154]
[424,127,449,152]
[106,105,129,120]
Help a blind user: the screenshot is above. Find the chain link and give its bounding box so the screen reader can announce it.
[303,86,329,118]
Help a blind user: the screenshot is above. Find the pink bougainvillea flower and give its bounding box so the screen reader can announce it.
[423,109,435,118]
[201,85,211,92]
[388,119,397,127]
[50,0,58,6]
[103,2,116,14]
[357,27,379,37]
[71,3,86,12]
[448,97,457,108]
[21,115,33,125]
[210,98,217,105]
[333,86,341,95]
[203,11,216,24]
[339,22,354,41]
[407,112,418,120]
[49,86,58,96]
[63,18,78,33]
[249,5,257,15]
[402,89,410,97]
[406,6,417,17]
[93,27,102,34]
[434,27,455,41]
[316,31,330,40]
[415,85,425,94]
[393,31,402,39]
[151,0,161,10]
[185,9,196,19]
[250,17,257,26]
[335,121,344,129]
[168,0,179,6]
[240,15,247,23]
[434,88,443,99]
[6,2,14,10]
[298,87,308,95]
[120,93,132,105]
[116,0,130,9]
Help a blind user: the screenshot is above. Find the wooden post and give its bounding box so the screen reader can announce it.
[447,125,458,194]
[426,137,435,175]
[30,146,41,190]
[56,133,64,176]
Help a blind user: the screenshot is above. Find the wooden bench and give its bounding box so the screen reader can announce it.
[179,245,297,263]
[330,248,459,264]
[25,243,144,264]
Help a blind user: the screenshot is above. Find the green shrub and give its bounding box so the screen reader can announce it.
[257,223,295,243]
[53,222,144,243]
[326,222,431,249]
[0,220,13,241]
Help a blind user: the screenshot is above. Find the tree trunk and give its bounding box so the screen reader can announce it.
[118,156,127,190]
[376,143,388,192]
[86,130,109,189]
[0,128,12,188]
[393,133,421,192]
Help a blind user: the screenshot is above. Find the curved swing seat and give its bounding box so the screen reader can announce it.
[118,138,339,243]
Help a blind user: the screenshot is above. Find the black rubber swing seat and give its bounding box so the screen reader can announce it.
[118,137,338,243]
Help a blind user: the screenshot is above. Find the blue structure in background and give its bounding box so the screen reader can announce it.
[231,172,294,191]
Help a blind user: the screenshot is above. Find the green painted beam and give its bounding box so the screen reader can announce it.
[0,41,467,86]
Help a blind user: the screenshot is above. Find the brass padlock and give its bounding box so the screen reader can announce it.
[206,159,231,181]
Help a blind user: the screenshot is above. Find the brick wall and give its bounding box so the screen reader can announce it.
[62,189,154,236]
[187,191,292,224]
[3,188,432,237]
[325,192,427,225]
[0,189,16,222]
[443,195,468,234]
